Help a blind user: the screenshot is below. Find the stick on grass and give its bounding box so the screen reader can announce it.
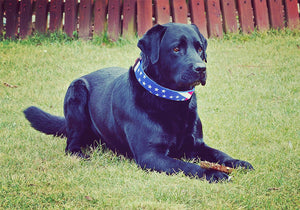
[200,161,233,174]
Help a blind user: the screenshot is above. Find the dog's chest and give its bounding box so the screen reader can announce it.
[163,114,195,157]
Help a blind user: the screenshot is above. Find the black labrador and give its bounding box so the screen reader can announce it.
[24,23,253,182]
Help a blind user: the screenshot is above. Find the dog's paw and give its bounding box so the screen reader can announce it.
[224,159,254,170]
[203,170,230,183]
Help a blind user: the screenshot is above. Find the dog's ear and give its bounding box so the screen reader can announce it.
[138,24,167,64]
[191,24,208,62]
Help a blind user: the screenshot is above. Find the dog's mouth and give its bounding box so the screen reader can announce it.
[190,81,202,87]
[190,73,206,88]
[178,70,207,90]
[181,78,204,90]
[199,70,207,86]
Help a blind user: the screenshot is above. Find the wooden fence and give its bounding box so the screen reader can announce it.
[0,0,299,40]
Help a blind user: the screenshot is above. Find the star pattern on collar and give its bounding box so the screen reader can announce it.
[134,59,195,101]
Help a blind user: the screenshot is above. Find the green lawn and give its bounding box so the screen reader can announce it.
[0,31,299,209]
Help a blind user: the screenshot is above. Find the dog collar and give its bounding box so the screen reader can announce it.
[133,59,195,101]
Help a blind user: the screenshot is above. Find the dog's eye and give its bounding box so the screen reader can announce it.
[173,47,180,52]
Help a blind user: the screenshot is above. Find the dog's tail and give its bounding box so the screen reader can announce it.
[24,106,67,138]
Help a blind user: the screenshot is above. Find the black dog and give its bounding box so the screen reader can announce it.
[24,23,253,182]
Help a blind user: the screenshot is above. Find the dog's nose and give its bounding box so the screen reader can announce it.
[193,63,206,73]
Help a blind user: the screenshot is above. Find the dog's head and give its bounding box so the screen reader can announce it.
[138,23,207,91]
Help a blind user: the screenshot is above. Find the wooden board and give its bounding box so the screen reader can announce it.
[20,0,33,38]
[0,0,3,35]
[64,0,77,37]
[236,0,254,33]
[137,0,152,37]
[267,0,284,29]
[154,0,170,25]
[284,0,299,29]
[220,0,238,33]
[122,0,136,38]
[4,0,19,38]
[35,0,48,33]
[171,0,187,24]
[49,0,63,32]
[94,0,107,35]
[0,0,4,35]
[206,0,223,38]
[107,0,121,41]
[189,0,207,38]
[252,0,269,31]
[78,0,92,39]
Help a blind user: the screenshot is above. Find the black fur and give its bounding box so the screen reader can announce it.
[24,23,253,182]
[24,106,66,137]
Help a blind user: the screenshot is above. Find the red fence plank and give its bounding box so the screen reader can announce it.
[107,0,121,41]
[0,0,3,35]
[78,0,92,39]
[267,0,284,29]
[64,0,77,37]
[94,0,107,35]
[155,0,170,25]
[20,0,33,38]
[284,0,299,29]
[252,0,269,31]
[35,0,48,33]
[137,0,152,37]
[49,0,63,32]
[122,0,136,37]
[206,0,223,38]
[236,0,254,33]
[189,0,207,38]
[4,0,19,38]
[220,0,238,33]
[171,0,187,24]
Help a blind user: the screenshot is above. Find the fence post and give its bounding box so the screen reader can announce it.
[155,0,170,25]
[49,0,63,32]
[137,0,152,37]
[284,0,299,29]
[5,0,19,39]
[64,0,77,37]
[122,0,136,38]
[252,0,269,31]
[20,0,33,38]
[0,0,3,36]
[267,0,284,29]
[94,0,107,36]
[220,0,238,33]
[206,0,223,38]
[171,0,188,24]
[78,0,93,39]
[189,0,208,38]
[35,0,48,34]
[107,0,121,41]
[236,0,254,33]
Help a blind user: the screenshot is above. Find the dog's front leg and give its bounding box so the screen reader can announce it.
[124,123,228,182]
[193,141,254,170]
[136,152,229,182]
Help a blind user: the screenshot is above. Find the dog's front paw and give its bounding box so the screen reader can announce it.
[203,170,230,183]
[224,159,254,170]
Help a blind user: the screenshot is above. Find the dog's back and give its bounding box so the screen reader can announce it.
[24,67,128,139]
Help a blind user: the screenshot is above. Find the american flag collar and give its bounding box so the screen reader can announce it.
[133,59,195,101]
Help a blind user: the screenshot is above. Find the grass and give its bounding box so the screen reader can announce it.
[0,30,299,209]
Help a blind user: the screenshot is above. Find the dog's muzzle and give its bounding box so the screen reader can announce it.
[193,63,206,86]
